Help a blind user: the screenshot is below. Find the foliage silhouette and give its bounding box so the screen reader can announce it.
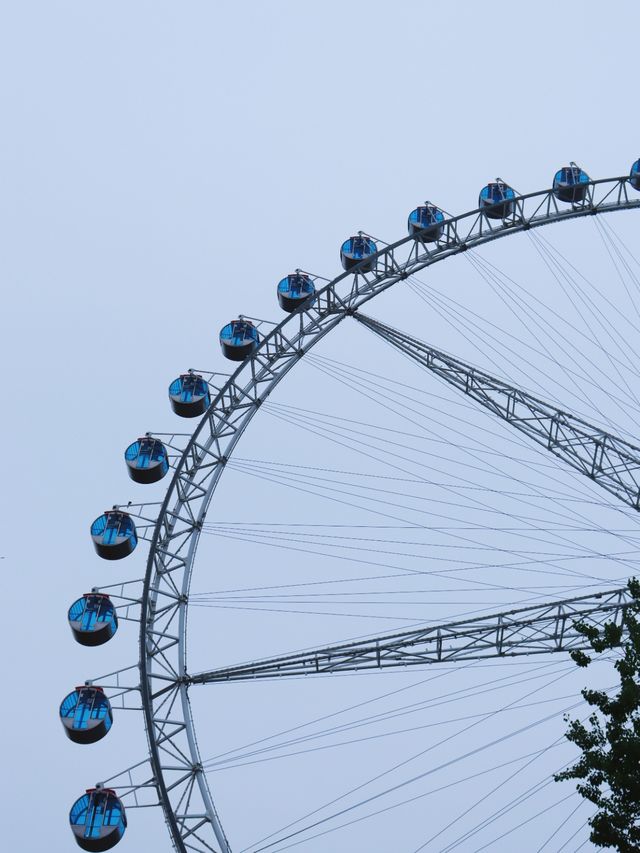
[555,578,640,851]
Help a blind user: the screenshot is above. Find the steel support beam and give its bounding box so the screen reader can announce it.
[356,313,640,512]
[189,588,632,684]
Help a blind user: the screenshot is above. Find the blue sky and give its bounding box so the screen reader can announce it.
[1,1,639,850]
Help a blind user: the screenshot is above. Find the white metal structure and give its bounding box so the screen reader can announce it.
[74,172,640,852]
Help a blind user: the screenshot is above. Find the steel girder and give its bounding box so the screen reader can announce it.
[188,588,633,684]
[133,177,640,852]
[355,313,640,512]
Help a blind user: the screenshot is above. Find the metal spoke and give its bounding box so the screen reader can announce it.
[188,587,631,684]
[356,312,640,511]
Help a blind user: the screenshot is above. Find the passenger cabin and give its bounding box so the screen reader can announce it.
[68,594,118,646]
[407,204,445,241]
[629,159,640,191]
[124,437,169,484]
[219,320,260,361]
[168,373,210,418]
[277,273,316,313]
[552,163,590,203]
[479,181,516,220]
[90,511,137,561]
[70,788,126,851]
[60,686,113,745]
[340,235,377,272]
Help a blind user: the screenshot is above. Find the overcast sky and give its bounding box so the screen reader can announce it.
[2,2,639,851]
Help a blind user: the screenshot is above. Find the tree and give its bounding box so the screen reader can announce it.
[555,578,640,852]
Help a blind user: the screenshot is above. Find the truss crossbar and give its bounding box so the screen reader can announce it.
[356,313,640,511]
[189,588,631,684]
[134,178,640,852]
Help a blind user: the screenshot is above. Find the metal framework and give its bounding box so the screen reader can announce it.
[188,587,632,683]
[86,176,640,852]
[355,313,640,512]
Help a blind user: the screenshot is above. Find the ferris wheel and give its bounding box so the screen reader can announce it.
[63,161,640,852]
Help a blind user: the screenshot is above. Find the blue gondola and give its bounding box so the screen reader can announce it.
[60,686,113,745]
[629,158,640,191]
[340,234,377,272]
[124,436,169,484]
[70,788,126,851]
[407,204,445,242]
[479,181,516,220]
[90,511,137,561]
[168,373,210,418]
[552,163,590,203]
[277,273,316,313]
[219,319,260,361]
[68,594,118,646]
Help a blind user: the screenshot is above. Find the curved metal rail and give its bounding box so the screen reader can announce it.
[137,176,640,852]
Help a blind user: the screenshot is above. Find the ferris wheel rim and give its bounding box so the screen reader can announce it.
[137,175,640,852]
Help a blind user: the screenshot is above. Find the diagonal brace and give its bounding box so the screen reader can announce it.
[355,313,640,512]
[188,588,632,684]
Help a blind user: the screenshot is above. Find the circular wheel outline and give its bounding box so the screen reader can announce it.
[137,176,640,852]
